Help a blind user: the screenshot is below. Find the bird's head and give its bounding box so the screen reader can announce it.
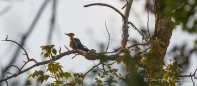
[65,33,75,37]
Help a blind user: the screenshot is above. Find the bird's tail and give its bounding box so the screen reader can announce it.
[82,46,90,51]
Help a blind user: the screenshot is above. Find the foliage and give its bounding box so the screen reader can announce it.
[40,45,57,58]
[1,0,197,86]
[159,0,197,33]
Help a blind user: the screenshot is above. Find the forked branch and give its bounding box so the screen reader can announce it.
[84,3,125,19]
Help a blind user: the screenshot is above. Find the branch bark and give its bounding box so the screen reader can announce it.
[152,0,173,61]
[121,0,133,49]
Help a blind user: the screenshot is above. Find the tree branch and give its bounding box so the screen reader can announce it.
[178,69,197,78]
[82,62,102,83]
[128,22,147,42]
[1,40,30,60]
[146,0,151,39]
[0,49,120,82]
[104,21,110,54]
[1,0,49,79]
[190,73,195,86]
[121,0,133,49]
[84,3,125,19]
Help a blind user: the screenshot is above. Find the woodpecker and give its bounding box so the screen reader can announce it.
[65,33,90,51]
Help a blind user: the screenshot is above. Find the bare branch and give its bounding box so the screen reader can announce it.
[104,21,110,54]
[5,80,9,86]
[122,4,127,9]
[59,47,61,54]
[122,0,128,9]
[109,43,147,53]
[28,59,38,64]
[72,54,79,59]
[121,0,133,49]
[128,22,148,42]
[64,45,70,51]
[5,65,20,72]
[146,0,151,39]
[190,73,195,86]
[84,3,125,19]
[82,62,102,83]
[1,40,30,60]
[178,69,197,77]
[20,59,38,71]
[128,43,147,48]
[0,49,120,82]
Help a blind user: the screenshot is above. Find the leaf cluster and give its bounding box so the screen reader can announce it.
[40,45,57,58]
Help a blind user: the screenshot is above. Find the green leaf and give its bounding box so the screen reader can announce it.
[44,53,50,57]
[98,73,101,77]
[114,69,118,72]
[52,49,57,55]
[103,71,108,75]
[44,75,50,81]
[38,76,44,84]
[107,65,111,69]
[64,72,71,79]
[95,78,98,80]
[28,74,32,78]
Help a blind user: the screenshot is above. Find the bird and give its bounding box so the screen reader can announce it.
[65,33,90,51]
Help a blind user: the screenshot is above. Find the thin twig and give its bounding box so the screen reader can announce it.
[59,47,61,54]
[105,61,116,65]
[93,61,103,72]
[104,21,110,54]
[122,4,127,9]
[101,63,106,72]
[190,73,195,86]
[84,3,125,19]
[128,22,148,42]
[82,62,102,83]
[178,69,197,77]
[5,65,20,73]
[19,61,28,71]
[1,40,30,60]
[122,0,129,9]
[20,59,38,71]
[107,43,147,53]
[72,54,79,59]
[64,45,70,51]
[128,43,147,48]
[172,2,186,13]
[5,80,9,86]
[146,0,151,39]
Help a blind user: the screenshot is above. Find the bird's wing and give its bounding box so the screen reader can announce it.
[73,38,90,51]
[73,38,84,47]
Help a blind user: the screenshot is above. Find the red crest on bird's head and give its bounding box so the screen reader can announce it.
[65,33,75,36]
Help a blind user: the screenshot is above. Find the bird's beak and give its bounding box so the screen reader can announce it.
[65,33,69,36]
